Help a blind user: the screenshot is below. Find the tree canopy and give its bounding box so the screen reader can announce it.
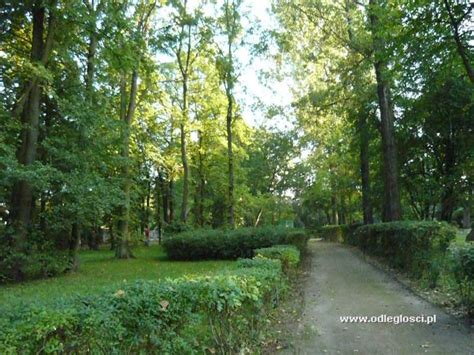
[0,0,472,280]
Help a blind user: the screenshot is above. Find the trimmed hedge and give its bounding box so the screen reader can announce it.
[318,221,456,283]
[255,245,300,272]
[354,221,456,281]
[0,245,299,354]
[162,227,309,260]
[318,223,361,244]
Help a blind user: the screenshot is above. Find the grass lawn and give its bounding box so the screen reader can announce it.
[453,228,469,246]
[0,244,236,310]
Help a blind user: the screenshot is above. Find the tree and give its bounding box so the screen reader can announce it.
[442,0,474,83]
[216,0,243,227]
[367,0,402,222]
[9,0,57,250]
[164,0,212,223]
[115,1,157,258]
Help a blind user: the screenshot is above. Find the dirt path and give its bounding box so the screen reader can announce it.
[282,240,473,354]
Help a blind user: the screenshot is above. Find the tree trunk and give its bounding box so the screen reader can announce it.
[331,193,339,225]
[116,70,138,259]
[226,91,235,227]
[85,32,98,93]
[180,121,189,223]
[254,208,263,227]
[466,229,474,242]
[38,98,53,236]
[463,201,471,229]
[359,113,374,224]
[159,172,169,223]
[339,196,346,225]
[195,130,205,226]
[10,2,56,249]
[146,178,151,227]
[72,5,99,255]
[169,179,175,223]
[179,61,190,223]
[443,0,474,83]
[369,0,402,222]
[70,223,81,272]
[109,221,115,250]
[440,131,456,222]
[155,176,163,243]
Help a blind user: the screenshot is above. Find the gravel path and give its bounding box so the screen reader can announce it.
[283,240,473,354]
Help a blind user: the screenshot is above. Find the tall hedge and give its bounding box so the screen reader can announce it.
[318,223,361,244]
[162,227,309,260]
[354,221,456,279]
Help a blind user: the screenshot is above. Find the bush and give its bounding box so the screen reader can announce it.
[0,252,288,354]
[0,248,71,284]
[163,221,192,235]
[318,223,361,244]
[449,244,474,313]
[255,245,300,272]
[162,227,309,261]
[353,221,456,281]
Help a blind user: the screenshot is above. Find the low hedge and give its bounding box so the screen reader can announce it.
[353,221,456,281]
[449,244,474,313]
[162,227,309,261]
[0,245,299,354]
[255,245,300,272]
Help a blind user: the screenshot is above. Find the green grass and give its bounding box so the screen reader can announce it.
[452,229,469,246]
[0,244,236,310]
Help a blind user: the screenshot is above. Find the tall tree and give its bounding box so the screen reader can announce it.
[367,0,402,221]
[168,0,210,223]
[10,0,57,249]
[116,1,157,258]
[217,0,242,227]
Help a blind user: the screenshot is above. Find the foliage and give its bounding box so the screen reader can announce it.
[0,248,292,354]
[272,0,473,226]
[0,228,72,283]
[0,0,301,280]
[254,245,300,272]
[448,244,474,312]
[0,249,71,285]
[353,221,456,283]
[162,227,309,260]
[318,223,362,245]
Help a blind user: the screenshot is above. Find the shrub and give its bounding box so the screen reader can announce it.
[0,279,200,353]
[0,248,71,284]
[162,227,309,261]
[0,253,288,354]
[449,244,474,313]
[236,257,282,270]
[201,263,285,352]
[353,221,456,281]
[282,229,310,253]
[163,221,192,235]
[318,223,361,244]
[254,245,300,272]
